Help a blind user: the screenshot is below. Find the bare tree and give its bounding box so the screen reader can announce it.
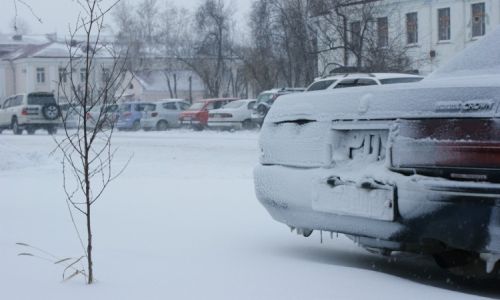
[314,0,416,74]
[243,0,318,91]
[54,0,130,285]
[177,0,235,97]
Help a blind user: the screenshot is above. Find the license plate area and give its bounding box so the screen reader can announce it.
[312,177,395,221]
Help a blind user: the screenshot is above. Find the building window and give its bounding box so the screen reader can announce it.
[377,17,389,47]
[36,68,45,84]
[58,68,67,83]
[472,3,486,37]
[101,68,110,82]
[350,21,361,52]
[438,8,451,41]
[406,12,418,44]
[80,68,86,82]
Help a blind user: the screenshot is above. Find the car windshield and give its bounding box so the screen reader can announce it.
[380,77,423,84]
[119,104,131,113]
[105,105,118,113]
[187,102,205,111]
[137,103,155,111]
[256,93,274,105]
[223,101,245,109]
[27,93,56,105]
[306,80,337,91]
[143,104,157,112]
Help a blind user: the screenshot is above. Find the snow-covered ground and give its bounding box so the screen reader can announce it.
[0,130,498,300]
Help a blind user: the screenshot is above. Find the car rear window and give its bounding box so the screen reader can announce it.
[144,104,157,111]
[119,104,132,112]
[188,102,205,111]
[223,101,245,109]
[306,80,336,91]
[27,93,56,105]
[138,103,155,112]
[380,77,423,84]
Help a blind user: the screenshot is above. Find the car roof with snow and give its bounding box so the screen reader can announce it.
[267,27,500,123]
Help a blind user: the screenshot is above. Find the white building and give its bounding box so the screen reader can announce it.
[0,36,116,102]
[317,0,500,75]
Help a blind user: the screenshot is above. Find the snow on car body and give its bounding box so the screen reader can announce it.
[254,27,500,273]
[207,99,256,130]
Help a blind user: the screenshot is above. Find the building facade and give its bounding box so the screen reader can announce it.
[0,36,115,103]
[317,0,500,75]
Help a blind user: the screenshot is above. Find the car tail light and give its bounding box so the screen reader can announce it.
[123,112,132,118]
[86,113,92,120]
[390,118,500,181]
[151,112,158,117]
[21,107,28,116]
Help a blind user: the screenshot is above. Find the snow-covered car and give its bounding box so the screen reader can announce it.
[251,88,305,127]
[254,28,500,276]
[305,73,424,92]
[207,99,256,130]
[141,99,190,131]
[0,92,61,135]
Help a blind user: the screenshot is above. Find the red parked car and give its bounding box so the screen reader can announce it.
[179,98,238,130]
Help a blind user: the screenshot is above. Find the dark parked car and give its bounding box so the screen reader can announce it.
[254,28,500,277]
[251,88,305,127]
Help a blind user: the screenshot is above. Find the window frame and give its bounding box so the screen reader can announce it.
[471,2,486,38]
[36,67,46,84]
[406,12,419,45]
[377,17,389,48]
[438,7,451,41]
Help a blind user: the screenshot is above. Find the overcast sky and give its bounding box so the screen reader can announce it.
[0,0,252,36]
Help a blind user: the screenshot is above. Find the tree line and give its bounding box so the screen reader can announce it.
[113,0,415,98]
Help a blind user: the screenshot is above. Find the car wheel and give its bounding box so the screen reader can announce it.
[47,126,57,135]
[132,120,141,131]
[12,119,22,135]
[156,120,168,131]
[242,119,254,130]
[42,104,61,121]
[433,250,495,278]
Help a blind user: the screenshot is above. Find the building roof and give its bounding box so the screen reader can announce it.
[1,41,116,61]
[134,70,205,92]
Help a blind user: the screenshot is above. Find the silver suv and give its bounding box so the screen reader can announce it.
[0,92,61,135]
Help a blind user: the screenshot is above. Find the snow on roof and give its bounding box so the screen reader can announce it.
[429,26,500,79]
[134,70,205,92]
[0,34,53,45]
[1,41,116,60]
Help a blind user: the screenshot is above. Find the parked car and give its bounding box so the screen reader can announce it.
[141,99,190,131]
[179,98,238,130]
[116,102,155,131]
[0,92,61,135]
[60,104,86,129]
[207,99,256,130]
[305,73,423,92]
[251,88,305,127]
[254,28,500,276]
[86,104,119,130]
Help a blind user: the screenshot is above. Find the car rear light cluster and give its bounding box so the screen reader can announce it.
[389,118,500,182]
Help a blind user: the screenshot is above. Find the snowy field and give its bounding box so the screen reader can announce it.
[0,130,499,300]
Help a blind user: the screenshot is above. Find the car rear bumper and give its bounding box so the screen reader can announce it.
[207,121,243,129]
[254,165,500,254]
